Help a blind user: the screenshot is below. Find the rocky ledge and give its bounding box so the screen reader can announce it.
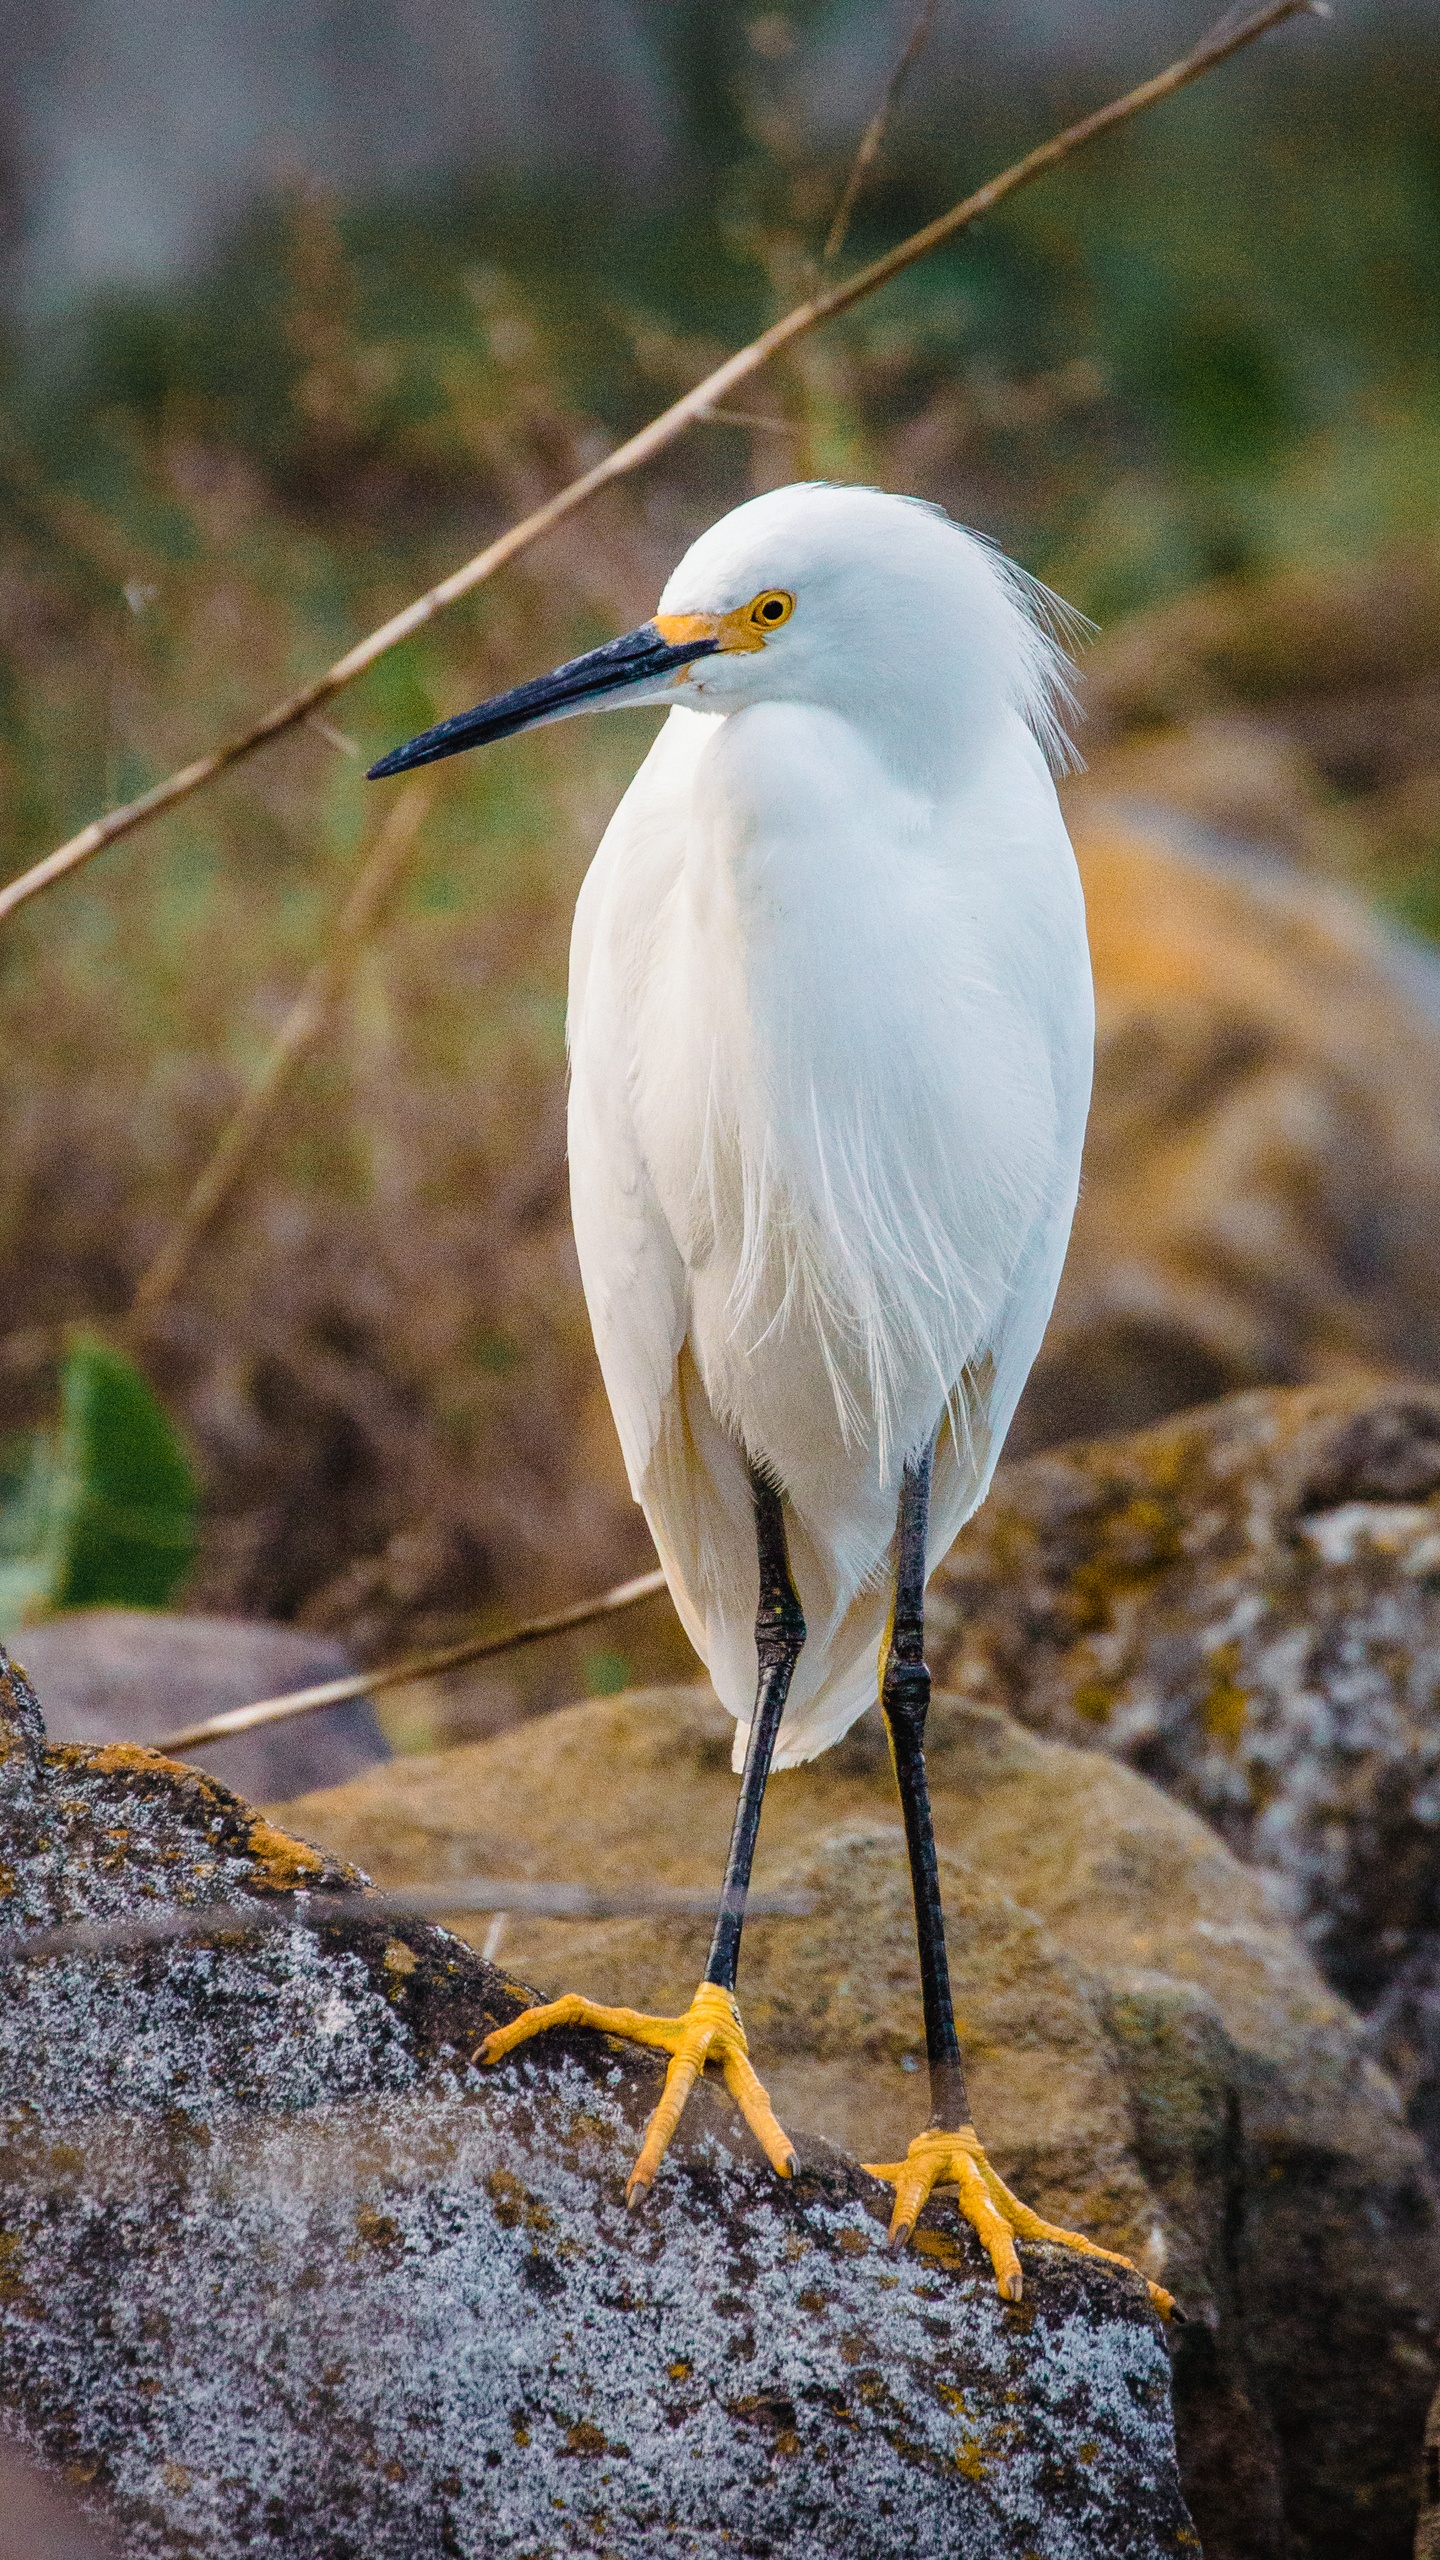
[931,1379,1440,2174]
[0,1651,1192,2560]
[274,1676,1440,2560]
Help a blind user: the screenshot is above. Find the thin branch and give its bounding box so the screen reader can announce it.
[0,1,1319,933]
[151,1566,671,1754]
[305,712,362,758]
[130,776,435,1319]
[824,0,942,266]
[0,1874,815,1965]
[696,406,796,432]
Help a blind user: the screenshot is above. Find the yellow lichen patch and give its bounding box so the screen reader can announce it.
[382,1940,418,1979]
[486,2169,525,2229]
[69,1741,194,1780]
[955,2438,989,2482]
[0,1660,37,1756]
[484,2168,552,2233]
[353,2208,400,2251]
[910,2228,964,2269]
[1201,1647,1248,1753]
[243,1818,327,1891]
[1067,1486,1186,1637]
[1072,1680,1117,1726]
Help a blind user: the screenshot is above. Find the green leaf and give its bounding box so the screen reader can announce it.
[0,1332,197,1633]
[52,1332,198,1610]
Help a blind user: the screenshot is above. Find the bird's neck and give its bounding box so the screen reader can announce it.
[683,699,957,1084]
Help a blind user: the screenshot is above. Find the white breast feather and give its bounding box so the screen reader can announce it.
[569,683,1091,1769]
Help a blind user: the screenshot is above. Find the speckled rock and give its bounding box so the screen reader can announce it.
[929,1380,1440,2173]
[0,1651,1194,2560]
[1418,2382,1440,2559]
[275,1681,1440,2560]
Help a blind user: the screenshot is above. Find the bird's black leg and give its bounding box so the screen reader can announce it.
[704,1465,806,1994]
[479,1457,803,2196]
[866,1440,1174,2307]
[881,1436,971,2133]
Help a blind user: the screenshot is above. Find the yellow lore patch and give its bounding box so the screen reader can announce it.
[655,589,795,660]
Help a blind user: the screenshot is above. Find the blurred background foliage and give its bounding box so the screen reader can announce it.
[0,1335,196,1634]
[1,0,1439,1735]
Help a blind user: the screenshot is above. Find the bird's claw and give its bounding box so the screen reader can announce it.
[863,2124,1175,2320]
[477,1979,797,2201]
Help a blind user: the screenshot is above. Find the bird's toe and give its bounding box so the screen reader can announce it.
[719,2040,797,2176]
[865,2126,1174,2318]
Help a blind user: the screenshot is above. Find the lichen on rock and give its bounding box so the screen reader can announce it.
[275,1676,1440,2560]
[930,1380,1440,2176]
[0,1647,1193,2560]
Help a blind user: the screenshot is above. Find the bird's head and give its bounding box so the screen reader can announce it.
[367,483,1079,789]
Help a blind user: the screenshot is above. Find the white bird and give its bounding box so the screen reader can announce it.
[369,482,1171,2317]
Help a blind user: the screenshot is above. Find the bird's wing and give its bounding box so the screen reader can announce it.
[567,714,717,1507]
[568,905,685,1507]
[568,720,760,1674]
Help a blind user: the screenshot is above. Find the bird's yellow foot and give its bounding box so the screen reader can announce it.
[864,2124,1174,2319]
[477,1980,797,2204]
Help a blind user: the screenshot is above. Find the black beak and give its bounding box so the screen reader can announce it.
[366,621,720,780]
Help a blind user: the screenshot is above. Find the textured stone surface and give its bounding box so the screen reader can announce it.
[1012,820,1440,1455]
[0,1651,1192,2560]
[930,1379,1440,2174]
[1074,545,1440,879]
[276,1681,1440,2560]
[11,1608,389,1801]
[1418,2383,1440,2559]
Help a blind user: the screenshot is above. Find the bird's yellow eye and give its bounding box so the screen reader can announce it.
[694,588,797,653]
[746,590,794,636]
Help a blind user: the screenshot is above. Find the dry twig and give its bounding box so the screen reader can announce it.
[0,1873,814,1965]
[130,776,435,1318]
[0,1,1318,933]
[824,0,943,265]
[152,1565,671,1754]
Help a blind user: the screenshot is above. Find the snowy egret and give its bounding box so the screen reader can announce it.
[369,482,1170,2316]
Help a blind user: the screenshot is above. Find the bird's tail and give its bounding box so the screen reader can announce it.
[639,1353,991,1772]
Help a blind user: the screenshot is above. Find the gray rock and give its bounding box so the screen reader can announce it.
[930,1380,1440,2177]
[11,1608,389,1800]
[1418,2384,1440,2560]
[1419,2383,1440,2560]
[0,1649,1194,2560]
[276,1677,1440,2560]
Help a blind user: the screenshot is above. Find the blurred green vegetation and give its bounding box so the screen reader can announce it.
[0,8,1438,1715]
[9,21,1440,624]
[0,1334,197,1633]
